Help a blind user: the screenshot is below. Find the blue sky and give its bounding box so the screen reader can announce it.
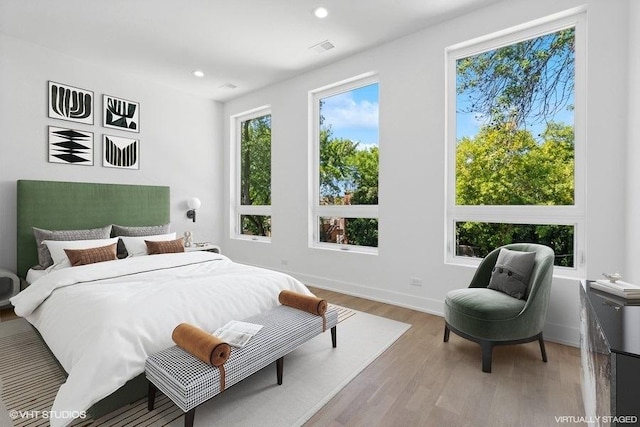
[318,61,574,146]
[456,89,574,141]
[320,83,379,148]
[456,30,575,141]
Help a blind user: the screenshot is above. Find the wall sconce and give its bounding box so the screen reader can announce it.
[186,197,201,222]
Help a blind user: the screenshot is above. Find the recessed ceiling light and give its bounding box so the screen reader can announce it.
[312,6,329,19]
[193,70,205,78]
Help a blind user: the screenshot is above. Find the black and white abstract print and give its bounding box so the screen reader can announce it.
[48,82,94,125]
[103,135,139,169]
[48,126,94,165]
[103,95,139,132]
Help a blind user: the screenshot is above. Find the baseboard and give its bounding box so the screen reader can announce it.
[542,321,580,347]
[290,271,445,317]
[254,264,581,348]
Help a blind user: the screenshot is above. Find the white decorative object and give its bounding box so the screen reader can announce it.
[187,197,201,210]
[184,231,193,247]
[602,272,622,283]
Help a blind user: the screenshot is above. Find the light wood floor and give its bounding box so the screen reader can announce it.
[1,290,585,427]
[305,287,586,427]
[0,306,18,322]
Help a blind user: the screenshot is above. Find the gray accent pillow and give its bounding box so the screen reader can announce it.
[488,248,536,300]
[111,223,171,258]
[33,225,113,268]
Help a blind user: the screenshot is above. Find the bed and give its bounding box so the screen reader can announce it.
[12,180,313,427]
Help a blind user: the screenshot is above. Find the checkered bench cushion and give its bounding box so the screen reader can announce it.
[145,304,338,414]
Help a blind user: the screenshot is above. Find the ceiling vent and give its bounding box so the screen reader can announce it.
[309,40,335,54]
[219,83,237,89]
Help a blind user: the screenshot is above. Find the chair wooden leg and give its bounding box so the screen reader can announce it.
[331,326,337,348]
[538,333,548,363]
[443,324,450,342]
[481,341,493,373]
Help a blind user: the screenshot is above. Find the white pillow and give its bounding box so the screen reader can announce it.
[43,237,120,271]
[120,232,177,257]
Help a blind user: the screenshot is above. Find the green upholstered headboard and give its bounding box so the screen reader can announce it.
[17,180,170,278]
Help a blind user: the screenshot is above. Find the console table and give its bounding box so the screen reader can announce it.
[580,281,640,425]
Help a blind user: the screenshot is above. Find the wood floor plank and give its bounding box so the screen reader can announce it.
[305,286,585,427]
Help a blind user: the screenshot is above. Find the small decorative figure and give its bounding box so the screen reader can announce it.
[602,272,622,283]
[184,231,193,248]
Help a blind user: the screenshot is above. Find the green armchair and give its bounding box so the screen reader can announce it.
[443,243,555,373]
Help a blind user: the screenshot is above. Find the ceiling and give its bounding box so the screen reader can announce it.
[0,0,503,101]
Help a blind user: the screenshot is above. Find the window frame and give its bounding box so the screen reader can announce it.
[308,73,380,254]
[444,9,587,276]
[230,105,272,242]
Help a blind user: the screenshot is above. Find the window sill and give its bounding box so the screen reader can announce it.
[232,235,271,243]
[311,243,378,256]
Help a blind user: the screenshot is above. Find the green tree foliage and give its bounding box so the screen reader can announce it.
[455,123,575,266]
[241,115,271,236]
[319,125,379,205]
[457,28,574,127]
[351,147,379,205]
[456,221,574,267]
[456,123,574,206]
[319,125,379,246]
[319,127,358,204]
[345,218,379,247]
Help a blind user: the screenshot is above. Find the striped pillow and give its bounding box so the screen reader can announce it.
[145,238,185,255]
[64,243,118,267]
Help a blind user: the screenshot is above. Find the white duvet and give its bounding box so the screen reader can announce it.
[10,251,312,427]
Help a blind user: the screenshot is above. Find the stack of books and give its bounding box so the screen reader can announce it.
[592,279,640,300]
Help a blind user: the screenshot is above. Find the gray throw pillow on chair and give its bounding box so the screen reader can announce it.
[488,248,536,299]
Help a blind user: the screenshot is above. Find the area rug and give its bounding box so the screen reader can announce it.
[0,306,410,426]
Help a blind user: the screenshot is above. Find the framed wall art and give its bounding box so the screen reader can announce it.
[103,94,139,132]
[103,134,139,169]
[48,126,94,165]
[48,81,94,125]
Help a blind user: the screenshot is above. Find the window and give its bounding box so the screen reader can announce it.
[231,107,271,241]
[446,11,585,272]
[310,75,379,252]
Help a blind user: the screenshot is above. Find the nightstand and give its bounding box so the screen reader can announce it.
[184,243,221,254]
[0,268,20,308]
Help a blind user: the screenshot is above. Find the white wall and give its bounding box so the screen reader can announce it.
[626,1,640,283]
[0,34,224,272]
[222,0,632,346]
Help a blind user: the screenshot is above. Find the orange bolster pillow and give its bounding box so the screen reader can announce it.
[172,323,231,367]
[279,290,327,316]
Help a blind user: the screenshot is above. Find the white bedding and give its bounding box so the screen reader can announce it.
[25,267,47,284]
[10,251,312,427]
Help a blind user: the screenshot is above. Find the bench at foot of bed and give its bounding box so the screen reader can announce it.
[145,304,338,427]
